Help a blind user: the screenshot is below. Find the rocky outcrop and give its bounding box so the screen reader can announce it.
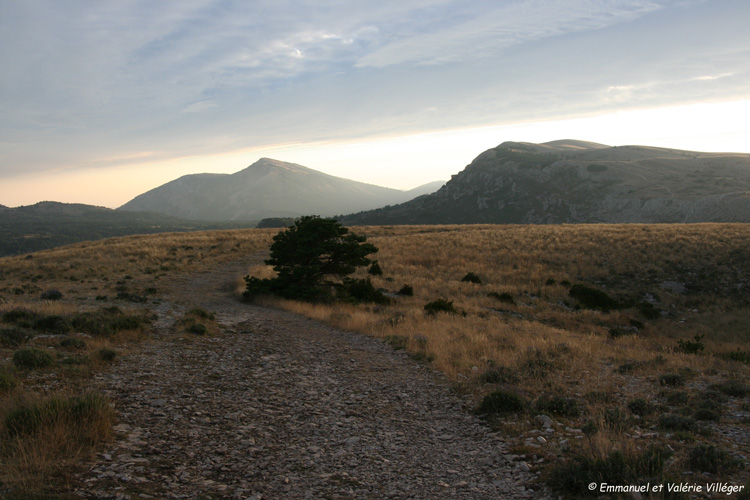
[341,140,750,225]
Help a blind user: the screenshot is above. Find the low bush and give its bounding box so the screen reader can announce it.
[677,334,705,354]
[477,391,525,415]
[368,261,383,276]
[40,289,63,300]
[71,307,146,337]
[98,348,117,362]
[535,395,581,417]
[0,328,29,347]
[638,302,662,319]
[568,284,620,311]
[461,272,482,284]
[60,337,86,350]
[33,314,71,334]
[487,292,515,304]
[384,335,408,351]
[479,367,518,384]
[720,349,750,364]
[711,380,749,398]
[658,413,696,431]
[627,398,654,417]
[12,348,55,370]
[424,299,458,316]
[688,444,743,474]
[187,323,208,335]
[547,445,672,498]
[2,308,37,327]
[0,368,17,392]
[397,284,414,296]
[340,278,390,304]
[658,373,685,387]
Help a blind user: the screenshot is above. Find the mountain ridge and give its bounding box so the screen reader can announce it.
[340,140,750,225]
[119,158,444,221]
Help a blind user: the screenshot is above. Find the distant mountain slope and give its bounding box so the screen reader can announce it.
[340,140,750,225]
[0,202,255,256]
[119,158,442,221]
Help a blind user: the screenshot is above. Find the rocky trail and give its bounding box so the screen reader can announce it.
[75,258,546,499]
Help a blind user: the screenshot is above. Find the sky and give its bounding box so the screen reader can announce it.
[1,0,749,208]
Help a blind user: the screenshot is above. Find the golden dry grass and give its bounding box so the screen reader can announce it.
[1,223,748,494]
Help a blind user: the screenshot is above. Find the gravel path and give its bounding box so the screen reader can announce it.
[75,259,546,499]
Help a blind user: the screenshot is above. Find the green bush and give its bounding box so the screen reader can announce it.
[0,368,17,392]
[547,446,672,498]
[461,272,481,284]
[658,413,696,431]
[384,335,408,350]
[627,398,654,416]
[535,395,581,417]
[479,367,518,384]
[187,323,208,335]
[711,380,749,398]
[397,284,414,296]
[367,261,383,276]
[40,289,63,300]
[32,314,71,334]
[477,391,525,415]
[71,307,146,337]
[0,328,30,347]
[12,348,55,370]
[638,302,662,319]
[60,337,86,350]
[424,299,457,316]
[340,278,390,304]
[187,308,216,320]
[98,348,117,362]
[487,291,515,304]
[688,444,743,474]
[569,284,620,311]
[659,373,685,387]
[2,308,37,327]
[677,334,705,354]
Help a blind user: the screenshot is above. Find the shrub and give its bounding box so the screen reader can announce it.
[638,302,661,319]
[397,284,414,296]
[664,391,689,406]
[32,314,71,334]
[187,308,216,320]
[536,396,581,417]
[477,391,525,415]
[627,398,654,417]
[0,328,30,347]
[461,272,482,284]
[721,349,750,364]
[2,308,37,327]
[384,335,408,350]
[693,408,721,421]
[60,337,87,349]
[40,289,63,300]
[479,367,518,384]
[659,373,685,387]
[587,163,608,172]
[367,261,383,276]
[71,307,146,337]
[340,278,390,304]
[187,323,208,335]
[98,348,117,362]
[658,413,696,431]
[0,368,17,392]
[568,284,620,311]
[424,299,457,316]
[711,380,750,398]
[487,291,515,304]
[677,334,705,354]
[13,348,55,370]
[688,444,743,474]
[602,407,633,432]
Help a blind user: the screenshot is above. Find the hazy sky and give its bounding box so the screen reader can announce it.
[1,0,749,208]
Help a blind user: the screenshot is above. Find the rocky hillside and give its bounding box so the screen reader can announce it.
[119,158,444,221]
[341,140,750,225]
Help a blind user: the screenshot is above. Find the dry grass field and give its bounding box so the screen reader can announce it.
[1,223,748,497]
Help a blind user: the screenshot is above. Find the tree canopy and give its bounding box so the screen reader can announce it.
[244,216,384,303]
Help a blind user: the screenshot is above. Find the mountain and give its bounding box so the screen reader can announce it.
[119,158,444,221]
[340,140,750,225]
[0,202,256,256]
